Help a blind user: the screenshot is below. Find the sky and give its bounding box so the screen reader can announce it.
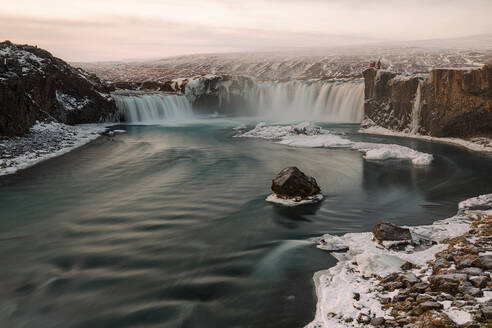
[1,0,492,62]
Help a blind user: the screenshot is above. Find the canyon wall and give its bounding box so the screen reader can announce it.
[363,66,492,138]
[0,41,117,136]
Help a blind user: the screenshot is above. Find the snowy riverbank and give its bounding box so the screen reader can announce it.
[0,122,108,176]
[307,194,492,327]
[236,122,434,165]
[360,123,492,154]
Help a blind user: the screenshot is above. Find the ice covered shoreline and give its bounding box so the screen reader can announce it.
[0,122,109,176]
[306,194,492,327]
[360,124,492,154]
[236,122,434,165]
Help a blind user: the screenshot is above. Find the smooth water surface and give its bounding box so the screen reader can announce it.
[1,119,491,328]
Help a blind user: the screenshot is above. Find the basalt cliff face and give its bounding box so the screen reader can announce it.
[363,66,492,138]
[0,41,117,136]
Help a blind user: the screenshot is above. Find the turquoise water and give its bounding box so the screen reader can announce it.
[0,118,491,327]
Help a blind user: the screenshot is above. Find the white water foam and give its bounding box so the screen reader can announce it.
[113,92,194,123]
[224,80,365,123]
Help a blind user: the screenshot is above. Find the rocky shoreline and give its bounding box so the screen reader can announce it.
[0,122,108,176]
[307,194,492,328]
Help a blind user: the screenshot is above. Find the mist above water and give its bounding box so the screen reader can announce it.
[113,80,364,124]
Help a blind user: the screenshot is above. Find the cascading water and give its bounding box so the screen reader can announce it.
[219,80,364,123]
[112,79,365,124]
[113,92,194,123]
[410,81,423,134]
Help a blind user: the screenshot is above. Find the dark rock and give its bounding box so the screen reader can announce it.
[482,305,492,320]
[460,267,483,275]
[372,222,412,242]
[353,292,360,301]
[0,41,116,136]
[414,310,457,328]
[428,274,467,294]
[271,167,321,198]
[472,255,492,270]
[357,313,371,324]
[370,317,385,326]
[412,282,430,293]
[458,281,482,297]
[401,261,418,270]
[399,272,420,286]
[470,275,488,288]
[416,294,433,303]
[419,301,443,311]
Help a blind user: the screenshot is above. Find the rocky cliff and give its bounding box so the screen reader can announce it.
[363,67,492,138]
[0,41,116,136]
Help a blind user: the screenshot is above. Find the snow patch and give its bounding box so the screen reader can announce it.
[0,122,107,176]
[56,91,91,111]
[238,123,433,165]
[266,193,323,206]
[444,309,472,325]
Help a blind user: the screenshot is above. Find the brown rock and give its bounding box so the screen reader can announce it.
[372,222,412,242]
[414,311,457,328]
[271,167,321,198]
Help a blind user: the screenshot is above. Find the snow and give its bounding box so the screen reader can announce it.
[476,291,492,303]
[444,309,472,325]
[266,193,323,206]
[56,90,91,111]
[238,121,324,140]
[360,122,492,153]
[306,193,492,328]
[353,142,433,165]
[0,46,45,75]
[237,122,434,165]
[0,122,107,176]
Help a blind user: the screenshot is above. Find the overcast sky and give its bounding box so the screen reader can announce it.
[1,0,491,61]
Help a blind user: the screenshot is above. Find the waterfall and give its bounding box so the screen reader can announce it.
[113,93,194,123]
[112,79,365,124]
[219,80,364,123]
[410,81,423,134]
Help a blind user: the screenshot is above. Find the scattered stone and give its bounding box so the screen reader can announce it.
[401,261,418,270]
[357,313,371,324]
[470,275,488,288]
[416,294,433,303]
[481,305,492,320]
[372,222,412,243]
[420,301,443,312]
[370,316,385,326]
[428,274,467,294]
[412,282,430,293]
[414,310,457,328]
[472,255,492,270]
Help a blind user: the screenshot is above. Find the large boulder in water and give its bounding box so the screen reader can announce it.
[373,222,412,242]
[271,167,321,198]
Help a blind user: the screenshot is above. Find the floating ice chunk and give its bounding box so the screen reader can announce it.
[238,123,434,165]
[236,122,325,140]
[354,142,434,165]
[266,193,323,206]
